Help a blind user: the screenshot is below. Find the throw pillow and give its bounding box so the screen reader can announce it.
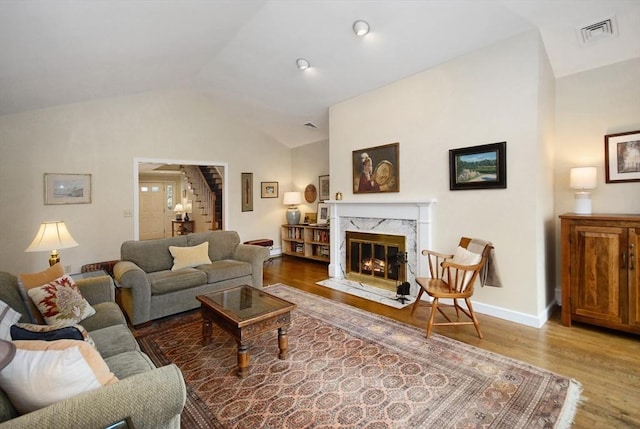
[27,274,96,327]
[169,242,212,271]
[0,300,21,341]
[18,263,65,324]
[10,323,96,348]
[449,246,483,292]
[0,339,118,414]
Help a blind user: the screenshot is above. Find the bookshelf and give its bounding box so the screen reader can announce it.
[281,224,330,262]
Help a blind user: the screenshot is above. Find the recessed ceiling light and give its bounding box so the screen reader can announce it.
[353,20,370,37]
[296,58,310,70]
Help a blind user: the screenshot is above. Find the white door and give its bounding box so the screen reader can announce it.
[139,182,165,240]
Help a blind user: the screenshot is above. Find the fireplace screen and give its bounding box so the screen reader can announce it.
[346,231,405,289]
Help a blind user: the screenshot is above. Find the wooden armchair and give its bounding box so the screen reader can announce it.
[411,237,492,338]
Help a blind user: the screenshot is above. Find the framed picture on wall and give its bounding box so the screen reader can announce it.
[352,143,399,194]
[318,175,330,201]
[605,130,640,183]
[44,173,92,204]
[261,181,278,198]
[449,142,507,190]
[241,172,253,211]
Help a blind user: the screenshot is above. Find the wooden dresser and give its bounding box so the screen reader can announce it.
[559,213,640,334]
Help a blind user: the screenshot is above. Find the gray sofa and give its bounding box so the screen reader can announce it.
[114,230,270,326]
[0,271,186,429]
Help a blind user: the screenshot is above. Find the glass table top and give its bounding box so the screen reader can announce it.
[199,285,295,322]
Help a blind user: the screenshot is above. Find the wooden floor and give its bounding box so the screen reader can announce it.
[264,256,640,429]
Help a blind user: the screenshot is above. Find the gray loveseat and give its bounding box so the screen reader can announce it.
[0,271,186,429]
[114,230,270,326]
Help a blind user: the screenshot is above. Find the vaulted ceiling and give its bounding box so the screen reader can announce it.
[1,1,638,147]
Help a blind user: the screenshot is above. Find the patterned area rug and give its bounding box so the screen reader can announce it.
[135,284,581,429]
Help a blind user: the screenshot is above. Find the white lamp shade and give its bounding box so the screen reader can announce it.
[283,192,302,205]
[570,167,597,190]
[25,221,79,252]
[174,203,184,212]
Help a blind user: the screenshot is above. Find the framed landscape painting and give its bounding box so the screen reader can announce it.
[44,173,92,204]
[449,142,506,190]
[605,130,640,183]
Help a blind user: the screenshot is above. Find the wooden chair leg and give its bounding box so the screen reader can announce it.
[453,298,460,319]
[465,298,483,339]
[411,287,424,315]
[426,298,439,338]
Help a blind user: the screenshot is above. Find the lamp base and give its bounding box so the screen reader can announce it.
[574,191,592,214]
[286,207,301,225]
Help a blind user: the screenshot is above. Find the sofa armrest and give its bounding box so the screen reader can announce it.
[114,261,152,326]
[76,275,115,305]
[233,244,270,288]
[0,365,186,429]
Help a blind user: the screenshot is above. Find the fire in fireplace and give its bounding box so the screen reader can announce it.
[346,231,406,291]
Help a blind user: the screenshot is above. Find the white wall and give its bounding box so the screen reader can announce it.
[553,57,640,297]
[0,90,291,274]
[329,31,554,325]
[291,139,330,223]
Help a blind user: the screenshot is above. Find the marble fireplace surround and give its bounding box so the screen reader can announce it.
[327,200,436,297]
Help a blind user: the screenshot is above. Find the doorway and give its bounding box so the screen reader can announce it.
[133,158,228,240]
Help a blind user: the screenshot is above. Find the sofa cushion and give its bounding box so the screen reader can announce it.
[196,260,252,284]
[104,350,156,379]
[169,242,212,271]
[89,325,140,358]
[187,231,240,262]
[27,274,96,327]
[10,323,95,348]
[121,235,188,273]
[79,302,127,331]
[148,269,207,296]
[0,339,118,414]
[17,263,65,324]
[0,272,30,324]
[0,300,21,341]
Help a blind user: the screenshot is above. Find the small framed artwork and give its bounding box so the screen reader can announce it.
[44,173,92,204]
[241,172,253,212]
[449,142,507,190]
[318,175,330,201]
[261,181,279,198]
[317,203,329,225]
[352,142,399,194]
[605,130,640,183]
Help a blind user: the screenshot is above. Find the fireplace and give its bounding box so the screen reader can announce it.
[326,200,436,297]
[346,231,405,292]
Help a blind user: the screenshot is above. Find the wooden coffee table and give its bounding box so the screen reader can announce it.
[196,285,296,378]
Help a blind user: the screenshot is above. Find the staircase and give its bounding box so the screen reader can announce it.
[181,165,224,230]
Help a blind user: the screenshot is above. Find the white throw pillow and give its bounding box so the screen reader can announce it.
[449,246,483,292]
[169,242,212,271]
[27,274,96,327]
[0,300,21,341]
[0,339,118,414]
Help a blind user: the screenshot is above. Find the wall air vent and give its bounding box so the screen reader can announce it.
[303,122,318,129]
[578,16,617,45]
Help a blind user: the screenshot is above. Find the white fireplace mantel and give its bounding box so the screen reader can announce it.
[326,199,436,295]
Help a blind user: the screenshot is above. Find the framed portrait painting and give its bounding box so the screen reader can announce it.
[44,173,92,204]
[605,130,640,183]
[241,172,253,212]
[449,142,507,190]
[352,142,399,194]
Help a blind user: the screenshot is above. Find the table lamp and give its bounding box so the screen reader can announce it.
[283,192,302,225]
[174,203,184,220]
[25,221,79,266]
[570,167,597,214]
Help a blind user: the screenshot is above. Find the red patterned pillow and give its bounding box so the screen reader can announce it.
[26,275,95,327]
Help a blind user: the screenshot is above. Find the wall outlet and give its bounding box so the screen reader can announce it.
[123,210,133,217]
[65,265,72,273]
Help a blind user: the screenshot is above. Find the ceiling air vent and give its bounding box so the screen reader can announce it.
[304,122,318,129]
[578,16,617,45]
